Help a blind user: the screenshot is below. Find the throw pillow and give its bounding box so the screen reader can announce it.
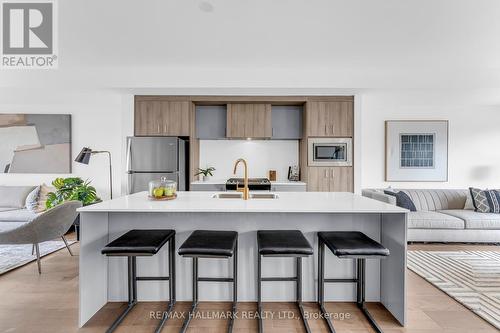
[35,183,55,213]
[463,191,475,210]
[384,190,417,211]
[25,186,40,212]
[469,187,500,213]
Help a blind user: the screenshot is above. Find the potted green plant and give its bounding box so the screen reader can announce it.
[195,167,216,181]
[46,177,100,209]
[46,177,101,241]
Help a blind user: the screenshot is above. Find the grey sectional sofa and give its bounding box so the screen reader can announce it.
[362,189,500,243]
[0,186,40,232]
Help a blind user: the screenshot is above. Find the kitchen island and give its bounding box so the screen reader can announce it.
[78,191,407,328]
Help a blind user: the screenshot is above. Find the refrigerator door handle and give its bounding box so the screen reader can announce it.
[127,173,132,195]
[126,138,132,172]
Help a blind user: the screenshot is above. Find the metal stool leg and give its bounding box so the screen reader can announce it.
[357,259,384,333]
[257,251,263,333]
[318,239,336,333]
[106,256,137,333]
[180,257,198,333]
[155,236,176,333]
[296,257,311,333]
[228,240,238,333]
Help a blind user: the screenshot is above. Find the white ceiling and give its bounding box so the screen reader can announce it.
[2,0,500,90]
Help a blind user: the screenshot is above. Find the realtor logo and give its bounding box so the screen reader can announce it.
[1,0,58,68]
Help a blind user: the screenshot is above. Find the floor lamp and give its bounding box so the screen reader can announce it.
[75,147,113,199]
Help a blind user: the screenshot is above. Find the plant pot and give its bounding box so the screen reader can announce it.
[203,175,211,182]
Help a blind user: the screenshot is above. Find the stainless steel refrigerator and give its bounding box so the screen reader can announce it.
[126,137,187,194]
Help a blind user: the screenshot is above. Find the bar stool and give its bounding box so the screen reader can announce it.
[101,229,176,333]
[257,230,313,333]
[178,230,238,333]
[317,231,390,333]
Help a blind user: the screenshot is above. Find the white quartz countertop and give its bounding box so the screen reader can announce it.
[190,180,307,185]
[78,191,407,214]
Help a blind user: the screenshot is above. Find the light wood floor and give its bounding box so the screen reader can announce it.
[0,239,499,333]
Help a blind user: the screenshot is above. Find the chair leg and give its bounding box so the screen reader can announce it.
[318,239,336,333]
[154,236,176,333]
[228,240,238,333]
[34,243,41,274]
[257,251,263,333]
[61,236,74,256]
[180,257,198,333]
[31,243,35,255]
[106,256,137,333]
[356,259,384,333]
[296,257,311,333]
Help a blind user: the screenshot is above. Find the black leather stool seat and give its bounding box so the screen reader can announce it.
[102,229,175,256]
[258,230,313,256]
[318,231,389,258]
[178,230,238,257]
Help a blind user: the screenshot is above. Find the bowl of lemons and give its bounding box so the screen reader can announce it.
[148,177,177,201]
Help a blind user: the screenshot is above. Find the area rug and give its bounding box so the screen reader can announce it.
[0,240,76,275]
[408,250,500,329]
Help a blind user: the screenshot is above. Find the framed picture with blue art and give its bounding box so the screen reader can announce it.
[385,120,448,181]
[0,114,71,173]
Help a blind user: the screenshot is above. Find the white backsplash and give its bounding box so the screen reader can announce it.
[199,140,299,181]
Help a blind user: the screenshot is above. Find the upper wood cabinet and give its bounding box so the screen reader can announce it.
[226,103,272,138]
[306,101,353,137]
[307,166,353,192]
[135,99,190,136]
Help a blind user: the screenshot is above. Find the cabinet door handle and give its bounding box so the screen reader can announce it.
[324,124,327,135]
[330,169,334,178]
[331,125,334,135]
[324,169,328,178]
[157,123,160,133]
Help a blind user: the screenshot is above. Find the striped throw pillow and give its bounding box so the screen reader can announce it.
[469,188,500,213]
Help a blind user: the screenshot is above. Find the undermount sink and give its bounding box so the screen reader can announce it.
[212,193,243,199]
[212,192,279,199]
[250,193,279,199]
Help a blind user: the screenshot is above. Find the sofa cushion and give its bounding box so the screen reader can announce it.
[0,209,39,222]
[399,189,468,211]
[0,221,28,232]
[439,209,500,230]
[408,211,465,229]
[0,186,36,208]
[0,207,18,213]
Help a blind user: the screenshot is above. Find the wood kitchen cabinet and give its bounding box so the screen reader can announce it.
[307,167,353,192]
[307,101,353,137]
[226,103,272,138]
[135,99,190,136]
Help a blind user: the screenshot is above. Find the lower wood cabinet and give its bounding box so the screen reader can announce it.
[307,167,353,192]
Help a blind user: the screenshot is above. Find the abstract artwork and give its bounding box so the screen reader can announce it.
[0,114,71,173]
[386,120,448,181]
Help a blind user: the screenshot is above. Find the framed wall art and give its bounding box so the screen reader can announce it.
[385,120,448,182]
[0,114,71,174]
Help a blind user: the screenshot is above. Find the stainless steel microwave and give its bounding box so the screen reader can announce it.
[308,138,353,166]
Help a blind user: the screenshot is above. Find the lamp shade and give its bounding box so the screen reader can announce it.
[75,147,92,165]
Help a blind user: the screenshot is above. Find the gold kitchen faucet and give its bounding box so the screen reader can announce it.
[233,158,249,200]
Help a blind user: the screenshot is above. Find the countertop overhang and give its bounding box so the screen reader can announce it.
[78,191,408,214]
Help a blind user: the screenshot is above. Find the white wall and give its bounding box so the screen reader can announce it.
[0,89,124,200]
[199,140,299,181]
[361,90,500,189]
